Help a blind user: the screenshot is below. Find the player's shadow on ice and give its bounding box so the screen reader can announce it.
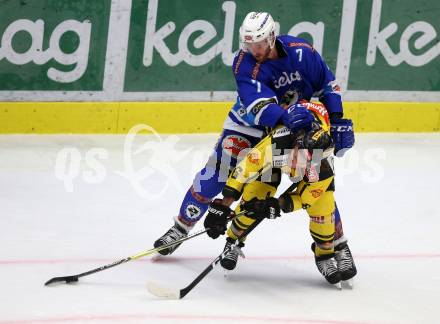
[219,270,336,292]
[147,257,337,293]
[147,256,210,272]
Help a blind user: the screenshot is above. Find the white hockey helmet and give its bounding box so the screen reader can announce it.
[239,12,276,52]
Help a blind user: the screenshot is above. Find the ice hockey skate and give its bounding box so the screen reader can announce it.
[153,222,188,256]
[220,237,245,271]
[314,253,342,289]
[312,243,342,289]
[335,241,357,289]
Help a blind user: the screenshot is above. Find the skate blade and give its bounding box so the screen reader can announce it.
[342,279,354,289]
[150,253,164,262]
[334,282,342,290]
[223,269,230,279]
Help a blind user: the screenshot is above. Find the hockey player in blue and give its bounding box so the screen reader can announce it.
[154,12,355,265]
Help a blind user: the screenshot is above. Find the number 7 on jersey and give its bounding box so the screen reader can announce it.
[251,79,261,93]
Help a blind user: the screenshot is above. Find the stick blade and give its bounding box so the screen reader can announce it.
[146,281,181,299]
[45,275,79,286]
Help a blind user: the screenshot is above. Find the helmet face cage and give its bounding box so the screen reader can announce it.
[294,122,334,154]
[239,12,276,53]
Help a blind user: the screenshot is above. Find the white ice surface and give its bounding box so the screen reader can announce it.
[1,133,440,324]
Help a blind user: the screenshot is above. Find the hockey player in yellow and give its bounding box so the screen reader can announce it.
[204,101,357,287]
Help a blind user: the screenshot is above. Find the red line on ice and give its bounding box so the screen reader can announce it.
[0,313,374,324]
[0,253,439,265]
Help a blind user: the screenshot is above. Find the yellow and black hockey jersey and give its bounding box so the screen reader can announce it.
[222,101,334,201]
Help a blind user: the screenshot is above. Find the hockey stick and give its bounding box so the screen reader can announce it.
[147,215,263,299]
[44,211,245,286]
[44,228,207,286]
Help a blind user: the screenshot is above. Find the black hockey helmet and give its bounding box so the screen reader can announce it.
[295,121,334,155]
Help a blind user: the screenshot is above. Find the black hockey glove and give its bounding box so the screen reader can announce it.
[204,199,232,239]
[242,197,281,220]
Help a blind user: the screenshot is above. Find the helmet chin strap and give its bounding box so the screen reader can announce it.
[267,41,279,60]
[269,31,276,49]
[255,46,273,62]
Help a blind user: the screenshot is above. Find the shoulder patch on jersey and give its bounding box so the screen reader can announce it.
[234,50,246,75]
[250,98,277,115]
[288,42,315,51]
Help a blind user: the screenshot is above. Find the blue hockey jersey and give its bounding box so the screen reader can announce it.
[225,35,343,138]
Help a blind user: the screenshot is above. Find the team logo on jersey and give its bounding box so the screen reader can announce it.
[280,89,299,107]
[247,151,261,164]
[310,188,323,198]
[185,204,201,219]
[221,135,251,158]
[274,71,302,89]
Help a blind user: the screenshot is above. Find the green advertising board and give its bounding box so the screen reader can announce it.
[125,0,342,92]
[349,0,440,91]
[0,0,111,90]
